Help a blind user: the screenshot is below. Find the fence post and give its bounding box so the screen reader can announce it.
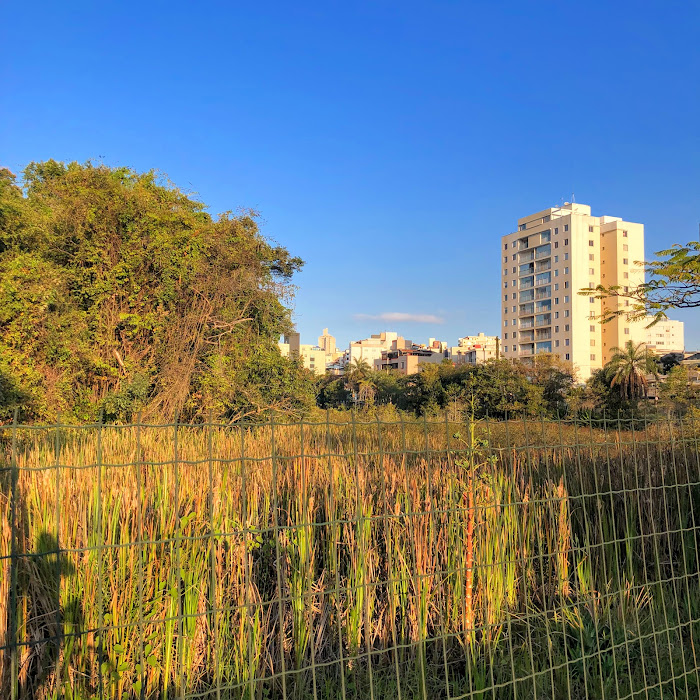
[9,408,19,700]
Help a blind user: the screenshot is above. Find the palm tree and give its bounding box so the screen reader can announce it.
[605,341,658,402]
[343,357,373,403]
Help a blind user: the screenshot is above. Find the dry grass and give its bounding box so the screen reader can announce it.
[1,414,699,699]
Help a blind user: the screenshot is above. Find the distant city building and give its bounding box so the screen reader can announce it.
[645,318,684,354]
[347,331,400,369]
[448,332,499,365]
[279,328,342,376]
[501,202,647,380]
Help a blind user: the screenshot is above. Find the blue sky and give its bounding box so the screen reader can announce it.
[2,1,699,349]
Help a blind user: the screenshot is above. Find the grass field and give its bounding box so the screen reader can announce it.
[1,412,700,699]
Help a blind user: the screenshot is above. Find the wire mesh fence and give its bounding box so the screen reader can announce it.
[1,410,700,699]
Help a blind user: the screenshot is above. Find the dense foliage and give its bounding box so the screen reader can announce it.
[0,161,314,422]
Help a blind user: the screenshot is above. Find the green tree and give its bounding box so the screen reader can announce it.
[580,241,700,324]
[0,161,309,422]
[605,341,657,403]
[658,365,698,415]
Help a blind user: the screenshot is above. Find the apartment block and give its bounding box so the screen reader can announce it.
[448,333,500,365]
[645,318,685,354]
[501,203,645,380]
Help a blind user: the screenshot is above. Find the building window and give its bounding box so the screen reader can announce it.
[624,328,630,335]
[554,227,559,235]
[589,297,595,303]
[564,310,570,317]
[513,267,516,274]
[565,353,570,360]
[513,242,517,248]
[513,331,517,338]
[564,267,569,274]
[554,283,559,291]
[623,286,629,292]
[589,238,594,244]
[512,306,516,313]
[504,333,508,340]
[564,225,569,232]
[503,256,508,263]
[564,253,569,260]
[590,340,595,347]
[554,269,559,277]
[590,325,595,332]
[554,241,559,249]
[503,269,507,276]
[589,254,594,261]
[555,325,559,332]
[504,294,508,301]
[555,340,560,347]
[564,295,569,303]
[554,255,559,263]
[624,272,629,278]
[590,354,596,361]
[554,297,559,304]
[623,244,628,251]
[565,339,570,346]
[519,224,526,231]
[504,243,508,250]
[565,324,570,332]
[512,293,516,299]
[564,238,569,245]
[512,345,516,351]
[623,230,628,237]
[504,320,508,326]
[513,254,516,261]
[564,281,569,289]
[554,311,559,319]
[623,258,628,265]
[504,282,508,289]
[589,268,595,275]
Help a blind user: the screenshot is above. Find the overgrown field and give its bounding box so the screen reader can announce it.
[2,414,700,699]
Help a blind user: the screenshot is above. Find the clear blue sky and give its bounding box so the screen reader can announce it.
[3,1,699,349]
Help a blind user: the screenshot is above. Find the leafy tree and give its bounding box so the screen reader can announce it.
[580,241,700,324]
[0,161,309,422]
[658,365,699,415]
[517,354,576,416]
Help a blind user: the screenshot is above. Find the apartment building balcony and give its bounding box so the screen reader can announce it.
[535,277,551,287]
[536,341,553,354]
[519,290,534,302]
[519,331,535,342]
[519,303,534,315]
[518,240,529,250]
[535,244,551,259]
[535,260,551,272]
[535,330,552,340]
[519,345,535,356]
[535,287,551,300]
[519,318,534,329]
[535,301,551,313]
[519,277,534,289]
[519,263,534,275]
[519,250,534,262]
[535,314,551,327]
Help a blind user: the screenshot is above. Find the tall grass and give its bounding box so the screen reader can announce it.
[1,413,699,699]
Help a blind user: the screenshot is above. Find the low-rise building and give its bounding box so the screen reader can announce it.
[448,332,500,365]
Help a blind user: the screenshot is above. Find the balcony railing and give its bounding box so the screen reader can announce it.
[519,251,534,262]
[535,319,551,327]
[518,240,529,250]
[519,304,534,315]
[519,264,534,276]
[520,279,534,289]
[519,291,534,302]
[520,321,534,329]
[519,333,535,342]
[519,350,534,356]
[535,288,551,300]
[535,261,551,272]
[535,245,551,259]
[536,331,552,340]
[535,278,550,287]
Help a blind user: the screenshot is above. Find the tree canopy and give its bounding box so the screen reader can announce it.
[0,161,314,423]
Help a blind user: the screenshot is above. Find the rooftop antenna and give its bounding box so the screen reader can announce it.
[571,192,576,203]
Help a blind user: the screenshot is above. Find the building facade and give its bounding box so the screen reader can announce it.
[645,318,685,354]
[501,203,646,380]
[448,332,499,365]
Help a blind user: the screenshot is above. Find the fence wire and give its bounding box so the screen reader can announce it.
[1,410,700,699]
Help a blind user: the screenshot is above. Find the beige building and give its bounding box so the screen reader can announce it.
[279,333,329,376]
[347,331,400,369]
[645,318,685,354]
[376,342,445,375]
[448,332,500,365]
[501,203,646,380]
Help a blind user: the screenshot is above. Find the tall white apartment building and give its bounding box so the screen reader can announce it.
[501,203,645,380]
[645,318,685,354]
